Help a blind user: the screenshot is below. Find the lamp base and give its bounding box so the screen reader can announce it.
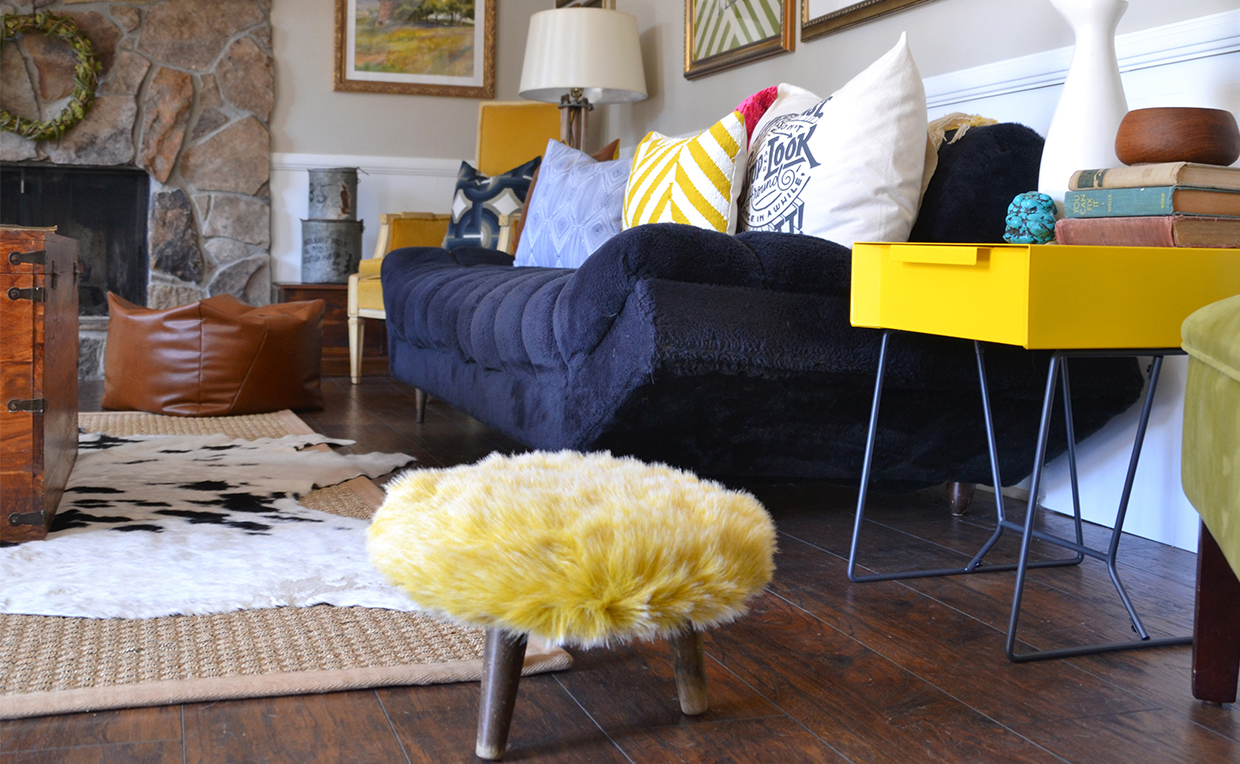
[559,91,593,151]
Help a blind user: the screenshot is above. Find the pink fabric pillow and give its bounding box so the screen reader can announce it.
[734,86,778,146]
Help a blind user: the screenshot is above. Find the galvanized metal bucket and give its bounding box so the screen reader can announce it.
[300,219,364,283]
[307,167,359,220]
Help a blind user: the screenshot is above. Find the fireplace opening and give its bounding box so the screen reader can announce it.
[0,163,149,315]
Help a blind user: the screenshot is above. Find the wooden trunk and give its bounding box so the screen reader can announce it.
[0,228,78,543]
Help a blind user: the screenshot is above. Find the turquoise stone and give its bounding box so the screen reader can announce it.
[1003,192,1058,244]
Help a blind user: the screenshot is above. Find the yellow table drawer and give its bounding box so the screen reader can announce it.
[851,242,1240,349]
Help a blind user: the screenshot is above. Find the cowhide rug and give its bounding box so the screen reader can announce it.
[0,432,419,619]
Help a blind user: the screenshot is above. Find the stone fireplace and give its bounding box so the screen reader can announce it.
[0,0,274,377]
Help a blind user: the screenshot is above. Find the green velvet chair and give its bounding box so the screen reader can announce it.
[1181,292,1240,703]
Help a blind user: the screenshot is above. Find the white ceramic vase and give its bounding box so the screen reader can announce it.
[1037,0,1129,210]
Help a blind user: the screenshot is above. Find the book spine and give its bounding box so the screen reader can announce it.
[1064,187,1178,217]
[1054,216,1176,246]
[1068,165,1182,190]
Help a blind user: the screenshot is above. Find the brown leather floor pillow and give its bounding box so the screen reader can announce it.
[102,293,325,416]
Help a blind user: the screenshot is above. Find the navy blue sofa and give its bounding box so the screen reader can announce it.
[380,124,1144,488]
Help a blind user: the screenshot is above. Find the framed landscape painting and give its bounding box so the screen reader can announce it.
[802,0,937,42]
[685,0,795,81]
[334,0,496,97]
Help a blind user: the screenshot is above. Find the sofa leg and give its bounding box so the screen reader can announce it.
[947,482,975,516]
[415,388,427,423]
[476,628,527,761]
[669,628,709,715]
[348,316,364,384]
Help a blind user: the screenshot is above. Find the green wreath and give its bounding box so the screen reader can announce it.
[0,13,101,142]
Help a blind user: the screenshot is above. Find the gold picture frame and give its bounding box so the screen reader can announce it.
[334,0,496,98]
[801,0,938,42]
[685,0,795,81]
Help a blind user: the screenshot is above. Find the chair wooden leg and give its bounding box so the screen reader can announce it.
[415,388,427,423]
[348,315,364,384]
[669,628,708,715]
[476,628,528,760]
[1193,522,1240,703]
[947,482,975,516]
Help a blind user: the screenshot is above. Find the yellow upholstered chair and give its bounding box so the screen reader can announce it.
[346,102,561,388]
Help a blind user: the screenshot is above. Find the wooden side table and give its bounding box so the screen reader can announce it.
[848,241,1240,662]
[275,282,388,378]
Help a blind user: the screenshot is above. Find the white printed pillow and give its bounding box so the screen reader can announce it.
[748,82,822,147]
[623,111,748,234]
[514,141,630,269]
[739,33,927,247]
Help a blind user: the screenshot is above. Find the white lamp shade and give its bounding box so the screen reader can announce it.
[520,8,647,105]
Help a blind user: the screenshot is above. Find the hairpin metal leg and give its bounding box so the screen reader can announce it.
[848,337,1079,583]
[1006,354,1191,662]
[1105,355,1165,640]
[847,331,891,583]
[1059,359,1085,549]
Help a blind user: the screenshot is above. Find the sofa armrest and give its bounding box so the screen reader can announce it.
[555,223,852,362]
[572,223,852,294]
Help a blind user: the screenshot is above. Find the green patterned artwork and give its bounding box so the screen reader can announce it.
[693,0,783,60]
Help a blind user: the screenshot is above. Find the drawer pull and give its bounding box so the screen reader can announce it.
[889,245,981,266]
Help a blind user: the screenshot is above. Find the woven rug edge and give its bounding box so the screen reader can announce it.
[0,639,571,720]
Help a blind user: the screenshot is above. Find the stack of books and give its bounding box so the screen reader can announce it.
[1055,162,1240,247]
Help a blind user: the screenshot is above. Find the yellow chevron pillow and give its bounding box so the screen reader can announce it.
[623,111,748,234]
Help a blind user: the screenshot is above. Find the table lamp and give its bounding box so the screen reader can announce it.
[519,4,647,151]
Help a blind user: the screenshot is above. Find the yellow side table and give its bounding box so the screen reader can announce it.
[848,241,1240,662]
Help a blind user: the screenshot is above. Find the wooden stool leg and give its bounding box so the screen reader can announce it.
[476,628,528,760]
[947,482,975,516]
[415,388,427,423]
[1193,522,1240,703]
[669,629,708,715]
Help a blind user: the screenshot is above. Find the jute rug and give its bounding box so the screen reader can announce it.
[0,410,571,720]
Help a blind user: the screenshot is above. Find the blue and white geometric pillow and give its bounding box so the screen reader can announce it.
[442,157,541,251]
[514,141,631,269]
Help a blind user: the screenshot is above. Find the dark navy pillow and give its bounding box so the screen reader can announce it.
[442,157,541,251]
[910,123,1044,244]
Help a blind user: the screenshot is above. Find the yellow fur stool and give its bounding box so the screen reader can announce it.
[368,451,776,760]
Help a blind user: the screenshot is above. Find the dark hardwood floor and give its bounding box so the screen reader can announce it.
[5,375,1234,763]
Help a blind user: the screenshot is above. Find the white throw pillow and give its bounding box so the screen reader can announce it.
[739,33,928,247]
[748,83,823,146]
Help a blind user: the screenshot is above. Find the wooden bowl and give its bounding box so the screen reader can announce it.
[1115,107,1240,166]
